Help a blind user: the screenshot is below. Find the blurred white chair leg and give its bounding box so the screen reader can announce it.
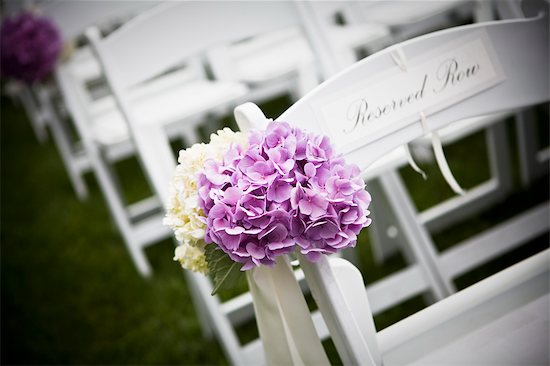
[185,271,215,340]
[18,86,49,144]
[473,0,496,22]
[100,152,153,277]
[379,171,457,298]
[186,271,247,365]
[516,108,550,187]
[367,180,412,265]
[36,85,90,200]
[290,61,319,101]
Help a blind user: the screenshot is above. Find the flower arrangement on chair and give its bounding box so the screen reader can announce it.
[164,107,373,365]
[0,10,62,84]
[165,121,371,291]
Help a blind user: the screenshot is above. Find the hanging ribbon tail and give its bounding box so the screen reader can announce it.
[403,143,427,180]
[246,256,330,366]
[431,131,466,196]
[390,46,408,72]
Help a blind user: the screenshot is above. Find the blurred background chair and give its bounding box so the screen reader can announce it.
[2,0,158,198]
[85,3,319,363]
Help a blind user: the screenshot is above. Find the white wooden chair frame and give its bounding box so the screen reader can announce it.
[6,1,160,200]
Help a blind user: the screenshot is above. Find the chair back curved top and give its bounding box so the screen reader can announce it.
[38,0,158,41]
[279,13,548,171]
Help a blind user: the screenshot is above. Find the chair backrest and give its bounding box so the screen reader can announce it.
[37,0,158,41]
[278,13,548,173]
[234,9,548,365]
[86,1,323,207]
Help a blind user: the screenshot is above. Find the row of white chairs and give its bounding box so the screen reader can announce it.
[6,0,548,364]
[13,0,508,277]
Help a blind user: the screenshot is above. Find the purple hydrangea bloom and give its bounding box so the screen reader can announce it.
[199,121,371,270]
[0,11,62,83]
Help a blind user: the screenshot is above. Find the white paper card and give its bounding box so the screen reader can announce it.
[315,30,505,154]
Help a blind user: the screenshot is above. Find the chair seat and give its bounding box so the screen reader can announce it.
[68,46,103,82]
[231,28,315,84]
[378,249,549,366]
[329,23,391,50]
[363,0,471,27]
[91,78,248,146]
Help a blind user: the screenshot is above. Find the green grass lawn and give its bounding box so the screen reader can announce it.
[1,94,548,365]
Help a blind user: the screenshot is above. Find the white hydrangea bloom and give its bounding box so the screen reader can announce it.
[173,244,208,274]
[164,128,247,274]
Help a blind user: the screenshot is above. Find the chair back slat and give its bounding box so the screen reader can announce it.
[39,0,157,40]
[278,15,549,171]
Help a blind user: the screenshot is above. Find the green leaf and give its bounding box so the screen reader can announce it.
[204,244,243,295]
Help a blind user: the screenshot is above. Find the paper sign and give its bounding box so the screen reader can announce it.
[315,30,506,154]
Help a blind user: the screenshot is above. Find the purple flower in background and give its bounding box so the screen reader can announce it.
[0,11,62,83]
[199,121,371,270]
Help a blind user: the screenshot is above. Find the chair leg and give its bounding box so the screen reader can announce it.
[186,271,247,365]
[18,86,49,144]
[293,61,319,100]
[486,120,514,194]
[516,108,549,187]
[379,171,456,299]
[90,147,152,277]
[367,179,410,265]
[38,88,90,200]
[185,271,215,339]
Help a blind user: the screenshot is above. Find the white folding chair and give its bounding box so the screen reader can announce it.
[233,8,548,365]
[8,0,159,199]
[21,1,192,278]
[84,3,319,364]
[86,2,471,363]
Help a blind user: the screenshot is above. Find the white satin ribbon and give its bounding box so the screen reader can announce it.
[391,46,427,180]
[391,46,465,195]
[390,46,408,72]
[403,143,428,180]
[246,256,330,366]
[420,112,466,196]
